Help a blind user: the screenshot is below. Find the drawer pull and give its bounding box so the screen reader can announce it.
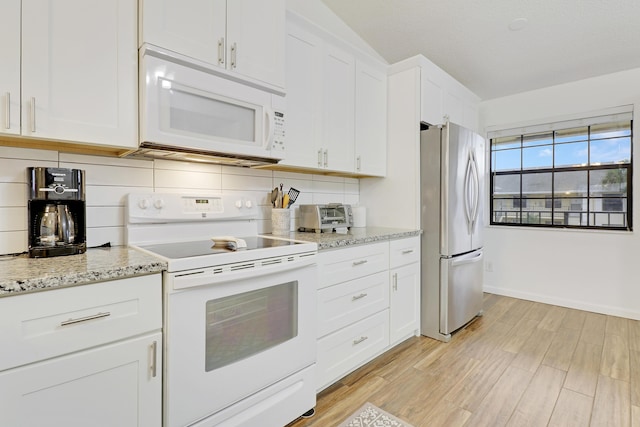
[150,341,158,378]
[393,273,398,291]
[352,260,368,266]
[60,311,111,327]
[353,336,368,345]
[401,249,414,255]
[351,293,368,301]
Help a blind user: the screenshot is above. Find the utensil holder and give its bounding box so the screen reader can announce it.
[271,209,291,235]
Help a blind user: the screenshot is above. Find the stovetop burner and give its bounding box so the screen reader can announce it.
[137,236,301,260]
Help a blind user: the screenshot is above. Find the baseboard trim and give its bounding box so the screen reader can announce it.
[483,285,640,321]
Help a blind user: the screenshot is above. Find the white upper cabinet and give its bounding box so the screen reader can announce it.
[16,0,138,148]
[141,0,286,91]
[0,0,20,136]
[282,12,388,176]
[322,44,355,173]
[355,60,387,177]
[282,20,323,169]
[413,56,479,132]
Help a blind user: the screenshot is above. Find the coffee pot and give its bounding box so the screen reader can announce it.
[39,204,76,247]
[28,167,86,258]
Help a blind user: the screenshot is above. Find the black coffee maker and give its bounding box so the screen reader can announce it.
[28,167,86,258]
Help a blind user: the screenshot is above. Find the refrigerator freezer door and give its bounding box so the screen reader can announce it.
[440,249,484,335]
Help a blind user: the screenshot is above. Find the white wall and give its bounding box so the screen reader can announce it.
[479,67,640,320]
[0,147,359,255]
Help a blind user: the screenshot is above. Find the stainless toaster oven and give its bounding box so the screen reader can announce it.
[298,204,353,233]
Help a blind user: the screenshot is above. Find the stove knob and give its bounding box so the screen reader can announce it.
[245,200,253,209]
[235,200,243,209]
[138,198,150,210]
[154,198,165,209]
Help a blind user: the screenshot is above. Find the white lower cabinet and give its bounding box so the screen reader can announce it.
[316,237,421,391]
[0,274,162,426]
[0,332,162,427]
[389,236,421,345]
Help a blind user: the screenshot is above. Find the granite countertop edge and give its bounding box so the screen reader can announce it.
[0,246,167,298]
[287,227,422,250]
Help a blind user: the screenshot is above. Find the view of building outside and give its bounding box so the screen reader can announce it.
[490,119,632,229]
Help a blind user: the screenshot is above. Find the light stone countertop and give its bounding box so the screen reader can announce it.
[0,227,419,297]
[0,246,166,297]
[280,227,421,250]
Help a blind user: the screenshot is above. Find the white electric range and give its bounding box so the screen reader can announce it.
[126,192,317,427]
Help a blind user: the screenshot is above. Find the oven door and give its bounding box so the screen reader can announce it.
[164,263,316,427]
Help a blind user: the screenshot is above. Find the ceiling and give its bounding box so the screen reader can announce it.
[320,0,640,100]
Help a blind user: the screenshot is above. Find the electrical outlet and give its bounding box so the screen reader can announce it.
[485,261,493,272]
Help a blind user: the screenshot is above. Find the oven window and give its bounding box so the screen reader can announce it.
[205,281,298,372]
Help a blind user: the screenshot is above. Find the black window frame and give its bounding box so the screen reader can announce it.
[490,118,633,231]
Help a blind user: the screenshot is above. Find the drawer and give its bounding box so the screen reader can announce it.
[317,271,389,338]
[389,236,420,269]
[318,242,389,289]
[316,310,389,390]
[0,274,161,372]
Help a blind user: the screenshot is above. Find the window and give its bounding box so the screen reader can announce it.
[490,110,633,230]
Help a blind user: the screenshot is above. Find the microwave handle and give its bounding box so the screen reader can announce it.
[264,107,275,150]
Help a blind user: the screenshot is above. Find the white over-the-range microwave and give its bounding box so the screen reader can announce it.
[136,44,286,166]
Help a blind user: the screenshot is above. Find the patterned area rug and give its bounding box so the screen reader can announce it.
[338,403,414,427]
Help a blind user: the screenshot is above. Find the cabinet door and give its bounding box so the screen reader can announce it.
[443,90,464,125]
[21,0,137,148]
[0,333,162,427]
[227,0,286,89]
[421,72,444,126]
[280,21,323,169]
[0,0,20,136]
[141,0,226,66]
[355,60,387,176]
[390,262,420,345]
[323,44,355,173]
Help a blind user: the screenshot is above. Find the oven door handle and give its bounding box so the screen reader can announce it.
[169,255,317,290]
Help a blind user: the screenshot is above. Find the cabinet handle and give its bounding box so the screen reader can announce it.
[352,293,368,301]
[60,311,111,327]
[393,273,398,291]
[353,336,368,345]
[230,42,237,69]
[4,92,9,129]
[352,259,368,266]
[324,149,328,168]
[30,97,36,132]
[150,341,158,378]
[402,249,414,255]
[218,38,225,65]
[356,155,361,171]
[318,149,323,167]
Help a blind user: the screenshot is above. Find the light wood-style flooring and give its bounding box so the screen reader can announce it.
[287,294,640,427]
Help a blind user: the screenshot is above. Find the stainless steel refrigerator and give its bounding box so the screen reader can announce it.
[420,121,484,342]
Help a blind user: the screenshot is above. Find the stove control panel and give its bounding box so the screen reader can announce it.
[127,193,258,223]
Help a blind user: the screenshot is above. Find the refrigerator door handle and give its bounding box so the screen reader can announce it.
[451,250,483,266]
[464,151,474,234]
[469,150,480,232]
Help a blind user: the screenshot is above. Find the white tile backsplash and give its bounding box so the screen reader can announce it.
[0,147,360,254]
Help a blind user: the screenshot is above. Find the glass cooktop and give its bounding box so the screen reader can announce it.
[138,236,300,260]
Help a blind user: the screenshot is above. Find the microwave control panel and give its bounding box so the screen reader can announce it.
[271,110,285,154]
